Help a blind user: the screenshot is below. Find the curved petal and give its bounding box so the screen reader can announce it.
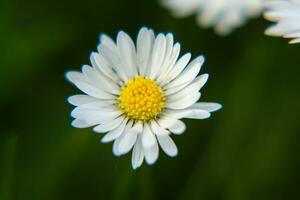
[149,34,167,79]
[167,74,208,102]
[162,0,203,17]
[101,118,129,143]
[156,133,178,157]
[150,120,169,136]
[156,33,174,80]
[71,119,94,128]
[71,107,103,118]
[117,31,138,78]
[118,130,138,154]
[132,121,144,133]
[98,43,128,82]
[142,123,156,149]
[131,135,144,169]
[165,73,208,96]
[68,95,99,106]
[78,101,115,109]
[160,53,191,86]
[166,92,201,110]
[85,110,123,125]
[113,136,123,156]
[156,43,181,84]
[82,65,120,95]
[73,81,116,99]
[157,116,186,135]
[165,108,211,119]
[143,136,159,165]
[66,71,85,84]
[164,55,204,90]
[190,102,222,112]
[136,27,155,76]
[91,53,120,83]
[99,34,118,53]
[93,116,125,133]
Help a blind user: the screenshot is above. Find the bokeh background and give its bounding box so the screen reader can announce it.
[1,0,300,199]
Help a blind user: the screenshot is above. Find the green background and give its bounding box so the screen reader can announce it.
[1,0,299,199]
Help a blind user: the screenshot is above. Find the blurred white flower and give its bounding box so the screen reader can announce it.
[162,0,264,35]
[66,27,222,169]
[264,0,300,44]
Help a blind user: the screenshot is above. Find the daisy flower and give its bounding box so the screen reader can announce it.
[264,0,300,44]
[66,27,222,169]
[161,0,264,35]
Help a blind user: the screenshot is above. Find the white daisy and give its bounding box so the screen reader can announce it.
[264,0,300,44]
[161,0,264,35]
[66,27,222,169]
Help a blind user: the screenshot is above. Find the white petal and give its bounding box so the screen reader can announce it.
[66,71,85,84]
[71,119,92,128]
[143,137,159,165]
[112,120,133,156]
[149,34,167,79]
[113,136,123,156]
[87,110,123,126]
[155,33,175,79]
[118,130,138,154]
[162,0,202,17]
[93,116,124,133]
[157,116,186,135]
[142,123,156,149]
[117,31,138,78]
[101,118,129,143]
[165,108,211,119]
[73,81,115,99]
[132,121,144,133]
[71,105,117,120]
[289,37,300,44]
[190,102,222,112]
[165,73,209,96]
[164,56,204,90]
[99,34,118,53]
[167,74,208,102]
[284,32,300,39]
[181,109,211,119]
[82,65,120,95]
[137,27,155,75]
[164,79,193,96]
[68,95,99,106]
[78,101,115,109]
[161,53,191,86]
[156,133,178,157]
[98,44,128,82]
[150,120,169,136]
[131,135,144,169]
[156,43,181,84]
[71,107,103,118]
[166,92,201,110]
[149,120,178,156]
[91,53,120,83]
[264,0,300,44]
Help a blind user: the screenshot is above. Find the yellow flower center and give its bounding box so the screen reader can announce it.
[118,76,165,121]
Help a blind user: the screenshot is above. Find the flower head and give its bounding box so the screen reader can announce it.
[162,0,264,35]
[66,27,222,169]
[264,0,300,44]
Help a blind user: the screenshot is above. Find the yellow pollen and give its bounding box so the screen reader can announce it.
[118,76,165,121]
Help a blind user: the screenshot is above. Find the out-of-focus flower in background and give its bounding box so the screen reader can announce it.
[66,27,222,169]
[161,0,265,35]
[264,0,300,44]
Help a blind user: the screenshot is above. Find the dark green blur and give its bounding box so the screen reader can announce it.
[0,0,299,199]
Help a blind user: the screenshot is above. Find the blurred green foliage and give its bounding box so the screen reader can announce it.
[0,0,299,199]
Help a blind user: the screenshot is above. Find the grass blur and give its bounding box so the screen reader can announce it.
[0,0,300,199]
